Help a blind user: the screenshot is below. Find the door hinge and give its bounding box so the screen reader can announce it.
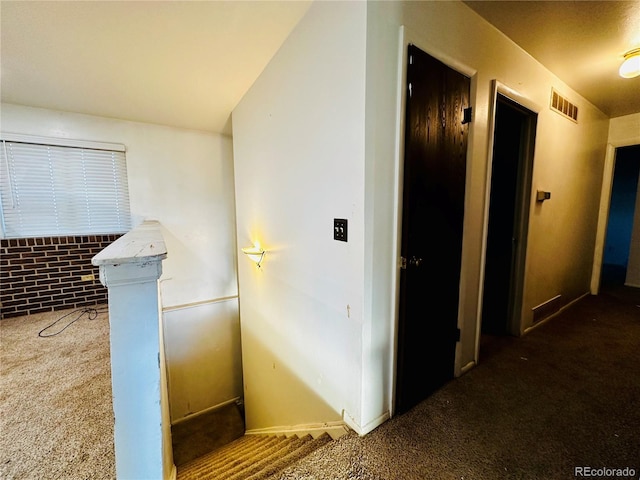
[400,256,407,270]
[408,83,412,98]
[462,107,472,124]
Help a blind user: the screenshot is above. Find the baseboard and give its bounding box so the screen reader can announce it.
[624,281,640,288]
[165,463,177,480]
[171,396,241,426]
[342,410,390,437]
[524,292,589,334]
[531,294,563,324]
[359,411,391,436]
[245,420,350,440]
[460,360,476,375]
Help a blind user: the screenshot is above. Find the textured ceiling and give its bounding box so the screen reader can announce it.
[464,0,640,118]
[1,1,639,136]
[0,1,312,134]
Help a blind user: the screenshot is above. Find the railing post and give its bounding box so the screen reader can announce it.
[92,221,174,480]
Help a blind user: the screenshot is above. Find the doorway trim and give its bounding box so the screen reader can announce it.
[591,134,640,294]
[474,80,541,365]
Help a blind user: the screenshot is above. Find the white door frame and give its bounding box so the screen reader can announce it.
[591,132,640,294]
[474,80,542,365]
[389,25,478,415]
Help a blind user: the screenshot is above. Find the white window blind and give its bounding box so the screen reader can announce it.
[0,139,131,238]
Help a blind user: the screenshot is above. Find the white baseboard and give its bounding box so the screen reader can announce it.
[171,396,241,426]
[165,463,176,480]
[460,360,476,375]
[342,410,390,437]
[245,421,351,440]
[359,411,390,436]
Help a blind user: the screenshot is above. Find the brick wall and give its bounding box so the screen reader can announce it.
[0,234,121,319]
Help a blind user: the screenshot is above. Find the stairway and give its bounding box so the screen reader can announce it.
[176,433,333,480]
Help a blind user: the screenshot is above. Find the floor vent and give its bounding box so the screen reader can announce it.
[550,88,578,122]
[532,294,563,323]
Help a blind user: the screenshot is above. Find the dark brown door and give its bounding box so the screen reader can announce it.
[396,44,470,414]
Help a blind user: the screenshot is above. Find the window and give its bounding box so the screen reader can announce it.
[0,134,131,238]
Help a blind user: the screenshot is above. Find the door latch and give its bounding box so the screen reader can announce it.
[401,256,423,269]
[409,256,423,267]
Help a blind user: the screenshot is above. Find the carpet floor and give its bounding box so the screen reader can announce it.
[1,287,638,479]
[269,286,640,480]
[0,306,115,479]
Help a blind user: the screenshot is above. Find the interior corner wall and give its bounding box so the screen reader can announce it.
[361,0,403,428]
[232,1,367,432]
[0,103,242,422]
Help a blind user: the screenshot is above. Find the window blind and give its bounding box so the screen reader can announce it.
[0,139,131,238]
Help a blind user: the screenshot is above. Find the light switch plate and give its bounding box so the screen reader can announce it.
[334,219,348,242]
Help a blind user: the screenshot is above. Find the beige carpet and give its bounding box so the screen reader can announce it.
[0,306,115,479]
[177,433,333,480]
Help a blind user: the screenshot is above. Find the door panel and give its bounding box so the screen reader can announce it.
[396,45,470,414]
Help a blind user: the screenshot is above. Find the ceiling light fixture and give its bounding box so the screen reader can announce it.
[619,48,640,78]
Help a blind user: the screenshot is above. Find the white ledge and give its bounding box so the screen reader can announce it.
[92,221,167,266]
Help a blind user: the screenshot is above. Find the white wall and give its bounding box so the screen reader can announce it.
[234,0,613,435]
[361,0,404,430]
[232,1,367,432]
[609,113,640,146]
[164,299,242,420]
[0,103,241,422]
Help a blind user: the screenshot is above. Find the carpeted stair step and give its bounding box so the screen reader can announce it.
[245,433,332,480]
[177,432,333,480]
[193,435,281,477]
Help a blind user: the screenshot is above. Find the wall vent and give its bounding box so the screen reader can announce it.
[550,88,578,122]
[532,294,563,324]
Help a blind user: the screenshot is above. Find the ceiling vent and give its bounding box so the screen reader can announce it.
[550,88,578,123]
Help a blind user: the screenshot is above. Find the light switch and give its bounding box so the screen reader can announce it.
[334,219,348,242]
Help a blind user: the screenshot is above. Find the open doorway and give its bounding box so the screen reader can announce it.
[601,145,640,291]
[479,88,537,359]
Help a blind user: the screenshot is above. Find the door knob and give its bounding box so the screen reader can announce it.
[409,256,423,267]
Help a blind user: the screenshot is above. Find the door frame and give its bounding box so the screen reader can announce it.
[390,26,478,415]
[474,81,540,363]
[591,136,640,294]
